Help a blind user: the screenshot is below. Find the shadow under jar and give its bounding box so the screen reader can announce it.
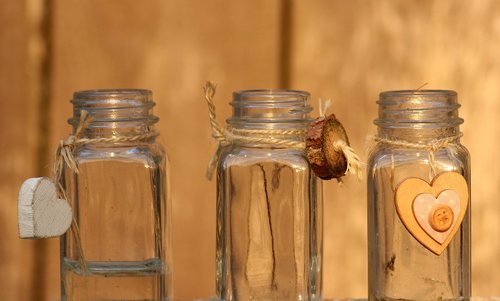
[60,90,171,301]
[216,90,323,301]
[367,90,471,301]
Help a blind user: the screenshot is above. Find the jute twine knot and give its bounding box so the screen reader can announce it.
[203,81,363,180]
[53,110,159,273]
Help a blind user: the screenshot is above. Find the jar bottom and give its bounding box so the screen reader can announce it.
[61,258,168,301]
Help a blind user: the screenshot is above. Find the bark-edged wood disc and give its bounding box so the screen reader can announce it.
[306,114,350,180]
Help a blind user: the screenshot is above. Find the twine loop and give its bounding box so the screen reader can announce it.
[53,110,159,273]
[373,134,462,151]
[203,82,307,180]
[226,128,307,148]
[203,81,362,180]
[373,133,463,177]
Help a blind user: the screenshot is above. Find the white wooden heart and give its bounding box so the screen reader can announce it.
[395,172,468,255]
[18,177,72,239]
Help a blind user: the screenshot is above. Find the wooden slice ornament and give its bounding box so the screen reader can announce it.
[395,172,468,255]
[306,114,349,180]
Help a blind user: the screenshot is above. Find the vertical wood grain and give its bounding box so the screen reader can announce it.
[49,1,283,299]
[0,0,47,299]
[2,1,499,299]
[290,0,500,298]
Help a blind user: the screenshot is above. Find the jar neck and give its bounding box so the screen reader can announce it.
[375,90,463,143]
[226,89,312,148]
[227,89,312,130]
[69,89,158,142]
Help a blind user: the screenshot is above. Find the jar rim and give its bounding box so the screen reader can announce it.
[69,89,158,126]
[72,89,154,109]
[375,89,463,129]
[232,89,310,106]
[233,89,310,96]
[228,89,312,129]
[73,89,152,99]
[379,89,457,98]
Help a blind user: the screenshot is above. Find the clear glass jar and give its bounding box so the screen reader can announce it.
[216,90,323,301]
[367,90,471,301]
[60,89,171,301]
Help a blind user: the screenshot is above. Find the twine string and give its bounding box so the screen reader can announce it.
[53,111,159,273]
[414,82,429,91]
[373,133,463,187]
[203,82,225,143]
[373,134,462,151]
[226,128,306,148]
[203,82,306,180]
[203,81,362,180]
[318,98,332,118]
[332,140,363,179]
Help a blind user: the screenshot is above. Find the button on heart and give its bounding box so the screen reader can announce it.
[429,203,454,232]
[18,177,73,239]
[395,172,468,255]
[413,190,460,244]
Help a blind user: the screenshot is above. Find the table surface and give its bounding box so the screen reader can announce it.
[56,297,499,301]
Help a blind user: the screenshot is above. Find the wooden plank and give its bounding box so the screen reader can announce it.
[49,0,283,299]
[290,0,500,298]
[0,0,47,300]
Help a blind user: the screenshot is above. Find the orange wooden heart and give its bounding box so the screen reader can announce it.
[395,172,468,255]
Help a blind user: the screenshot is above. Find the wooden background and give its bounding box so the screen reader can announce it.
[1,0,500,300]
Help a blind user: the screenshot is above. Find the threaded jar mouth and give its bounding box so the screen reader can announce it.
[69,89,158,126]
[72,89,153,105]
[231,89,310,105]
[375,90,464,129]
[228,89,312,128]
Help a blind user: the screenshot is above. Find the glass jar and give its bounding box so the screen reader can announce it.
[60,89,171,301]
[367,90,471,301]
[215,90,322,301]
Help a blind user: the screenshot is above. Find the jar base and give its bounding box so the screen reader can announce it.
[61,258,168,301]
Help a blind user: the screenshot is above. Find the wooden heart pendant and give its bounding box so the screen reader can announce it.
[395,172,468,255]
[18,177,72,239]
